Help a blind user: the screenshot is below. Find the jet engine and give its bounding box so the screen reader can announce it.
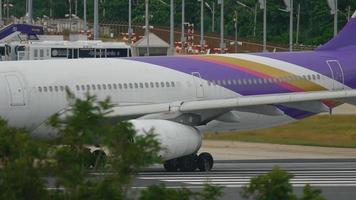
[129,119,202,160]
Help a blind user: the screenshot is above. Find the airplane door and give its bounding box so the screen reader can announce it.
[4,74,26,106]
[326,60,344,90]
[191,72,205,98]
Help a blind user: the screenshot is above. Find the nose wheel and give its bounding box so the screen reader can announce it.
[163,152,214,172]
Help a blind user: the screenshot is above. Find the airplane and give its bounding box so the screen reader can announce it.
[0,12,355,172]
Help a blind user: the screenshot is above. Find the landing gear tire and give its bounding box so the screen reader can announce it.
[164,159,179,172]
[197,152,214,172]
[163,153,214,172]
[178,154,198,172]
[91,150,107,170]
[84,148,95,169]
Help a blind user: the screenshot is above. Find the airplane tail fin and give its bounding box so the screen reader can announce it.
[316,11,356,51]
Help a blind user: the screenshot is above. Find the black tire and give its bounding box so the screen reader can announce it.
[92,150,107,170]
[164,159,179,172]
[83,148,95,169]
[178,154,198,172]
[197,152,214,171]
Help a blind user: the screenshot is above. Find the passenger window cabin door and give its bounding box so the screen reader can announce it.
[3,73,26,106]
[191,72,205,98]
[326,60,345,90]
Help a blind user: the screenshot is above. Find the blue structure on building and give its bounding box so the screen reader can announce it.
[0,24,44,41]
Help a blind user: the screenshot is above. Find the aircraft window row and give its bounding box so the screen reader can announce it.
[207,74,322,86]
[37,81,179,93]
[38,85,68,93]
[73,81,177,92]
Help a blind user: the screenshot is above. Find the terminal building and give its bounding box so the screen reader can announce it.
[0,23,132,61]
[3,40,131,61]
[0,23,173,61]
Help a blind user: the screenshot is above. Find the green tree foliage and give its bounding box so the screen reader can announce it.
[0,91,224,199]
[0,120,50,200]
[241,166,326,200]
[299,184,326,200]
[199,183,225,200]
[241,166,297,200]
[0,91,162,200]
[48,92,162,199]
[11,0,356,45]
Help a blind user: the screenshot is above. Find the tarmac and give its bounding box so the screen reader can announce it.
[133,159,356,200]
[200,140,356,160]
[131,104,356,199]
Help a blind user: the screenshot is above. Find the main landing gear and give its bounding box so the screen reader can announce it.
[163,152,214,172]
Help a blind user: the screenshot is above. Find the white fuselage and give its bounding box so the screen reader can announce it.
[0,58,314,138]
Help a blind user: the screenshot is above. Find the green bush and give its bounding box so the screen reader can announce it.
[0,92,223,200]
[241,166,296,200]
[241,166,326,200]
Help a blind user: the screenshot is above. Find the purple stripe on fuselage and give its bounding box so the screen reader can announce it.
[257,50,356,89]
[126,56,315,119]
[127,56,290,95]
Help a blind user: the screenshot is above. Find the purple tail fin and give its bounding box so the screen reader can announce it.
[317,11,356,51]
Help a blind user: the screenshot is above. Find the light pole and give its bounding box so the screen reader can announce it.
[145,0,150,56]
[0,0,2,24]
[327,0,338,37]
[128,0,132,44]
[75,0,78,16]
[6,0,9,19]
[181,0,185,47]
[101,0,106,18]
[49,0,53,18]
[4,0,13,20]
[69,0,72,32]
[83,0,87,32]
[333,0,338,37]
[289,0,293,51]
[234,11,238,53]
[282,0,293,51]
[28,0,33,24]
[157,0,174,55]
[205,1,215,33]
[169,0,174,55]
[199,0,205,52]
[296,3,300,45]
[253,3,257,37]
[219,0,225,54]
[236,1,257,38]
[94,0,99,40]
[259,0,267,52]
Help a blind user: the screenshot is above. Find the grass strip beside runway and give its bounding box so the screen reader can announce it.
[204,115,356,148]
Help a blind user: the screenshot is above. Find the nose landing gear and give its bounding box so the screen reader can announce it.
[163,152,214,172]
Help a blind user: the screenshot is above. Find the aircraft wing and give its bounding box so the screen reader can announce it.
[108,89,356,123]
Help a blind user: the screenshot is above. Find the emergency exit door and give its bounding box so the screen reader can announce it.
[326,60,345,90]
[191,72,205,98]
[4,74,26,106]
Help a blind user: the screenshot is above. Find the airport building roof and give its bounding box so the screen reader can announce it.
[133,32,169,48]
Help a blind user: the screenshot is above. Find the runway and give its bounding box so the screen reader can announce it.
[132,159,356,200]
